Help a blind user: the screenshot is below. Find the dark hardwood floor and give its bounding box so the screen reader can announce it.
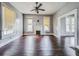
[0,35,64,56]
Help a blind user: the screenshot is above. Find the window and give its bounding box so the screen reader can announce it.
[27,18,33,32]
[2,4,16,37]
[66,17,70,32]
[65,37,75,47]
[70,37,75,47]
[43,16,50,32]
[59,9,77,47]
[66,14,75,33]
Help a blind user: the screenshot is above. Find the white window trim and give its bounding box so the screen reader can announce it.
[58,9,77,47]
[26,18,34,32]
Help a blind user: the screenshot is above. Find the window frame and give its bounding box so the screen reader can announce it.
[58,9,77,46]
[65,14,75,33]
[26,18,34,33]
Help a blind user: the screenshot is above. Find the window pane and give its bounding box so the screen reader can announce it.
[71,16,75,32]
[66,17,70,32]
[27,25,33,32]
[71,17,75,24]
[65,14,75,33]
[65,37,75,47]
[66,18,70,25]
[71,24,75,32]
[66,25,70,32]
[27,19,32,24]
[44,25,49,32]
[27,18,33,32]
[43,16,50,32]
[3,30,7,35]
[70,37,75,47]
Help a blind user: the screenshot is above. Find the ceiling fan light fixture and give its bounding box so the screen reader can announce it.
[31,2,45,14]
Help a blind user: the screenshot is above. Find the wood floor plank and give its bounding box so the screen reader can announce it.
[0,35,64,56]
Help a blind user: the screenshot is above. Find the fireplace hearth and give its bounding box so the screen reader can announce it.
[36,31,40,35]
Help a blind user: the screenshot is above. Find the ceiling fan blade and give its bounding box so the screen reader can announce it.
[31,9,35,11]
[36,2,38,5]
[31,2,45,13]
[36,2,38,7]
[38,3,42,8]
[39,9,45,11]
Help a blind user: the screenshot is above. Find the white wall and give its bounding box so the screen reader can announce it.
[0,2,23,48]
[53,2,79,56]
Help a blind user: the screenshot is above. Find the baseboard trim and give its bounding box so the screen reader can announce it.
[0,35,22,48]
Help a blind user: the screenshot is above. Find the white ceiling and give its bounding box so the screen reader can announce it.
[10,2,67,15]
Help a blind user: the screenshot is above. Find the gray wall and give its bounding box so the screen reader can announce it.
[53,2,79,56]
[23,14,53,34]
[0,3,2,39]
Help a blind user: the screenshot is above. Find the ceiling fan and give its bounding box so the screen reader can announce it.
[31,2,45,14]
